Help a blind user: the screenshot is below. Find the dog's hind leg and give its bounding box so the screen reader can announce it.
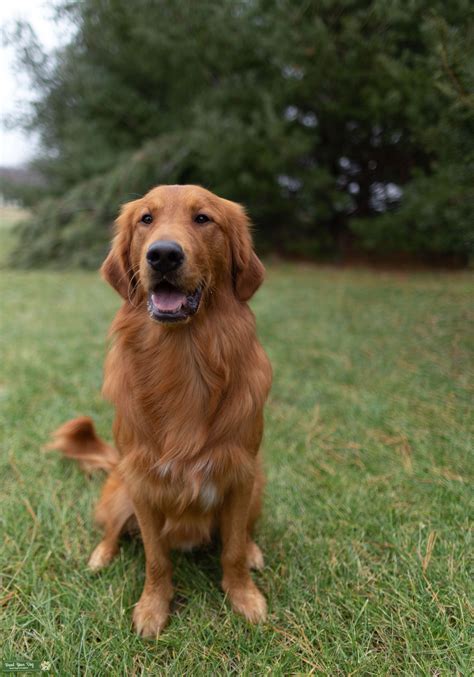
[245,457,265,571]
[88,471,134,571]
[246,540,264,571]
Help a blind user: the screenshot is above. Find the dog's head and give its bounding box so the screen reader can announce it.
[101,185,264,324]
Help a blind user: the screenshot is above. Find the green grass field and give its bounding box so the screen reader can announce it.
[1,260,472,674]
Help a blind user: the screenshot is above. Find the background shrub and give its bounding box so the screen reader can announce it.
[6,0,474,267]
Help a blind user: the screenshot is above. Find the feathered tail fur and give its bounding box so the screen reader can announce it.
[46,416,119,474]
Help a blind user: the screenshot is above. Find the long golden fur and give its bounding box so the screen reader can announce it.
[48,184,272,636]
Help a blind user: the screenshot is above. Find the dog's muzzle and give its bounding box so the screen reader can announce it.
[145,241,201,323]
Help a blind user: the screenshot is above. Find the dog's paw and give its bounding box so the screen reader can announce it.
[88,541,117,571]
[133,593,170,638]
[246,541,264,571]
[225,581,267,623]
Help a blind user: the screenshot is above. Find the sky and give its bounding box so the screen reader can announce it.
[1,0,63,166]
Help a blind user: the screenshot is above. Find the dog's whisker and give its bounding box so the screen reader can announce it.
[124,265,141,308]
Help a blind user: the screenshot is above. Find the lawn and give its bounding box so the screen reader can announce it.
[0,262,472,675]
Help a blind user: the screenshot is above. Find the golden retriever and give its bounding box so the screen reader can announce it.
[48,184,272,637]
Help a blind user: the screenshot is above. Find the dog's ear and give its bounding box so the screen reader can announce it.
[227,201,265,302]
[101,201,138,300]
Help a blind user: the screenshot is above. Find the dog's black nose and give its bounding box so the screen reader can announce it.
[146,240,184,273]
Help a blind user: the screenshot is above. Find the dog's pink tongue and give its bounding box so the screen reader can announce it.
[152,289,186,312]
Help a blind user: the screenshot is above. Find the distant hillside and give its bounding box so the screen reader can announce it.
[0,165,44,187]
[0,165,46,206]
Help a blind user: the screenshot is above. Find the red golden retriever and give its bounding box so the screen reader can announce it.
[49,184,272,637]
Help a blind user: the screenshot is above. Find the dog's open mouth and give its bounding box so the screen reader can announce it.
[147,281,202,323]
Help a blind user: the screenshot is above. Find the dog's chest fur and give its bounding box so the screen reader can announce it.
[155,456,222,508]
[107,304,270,541]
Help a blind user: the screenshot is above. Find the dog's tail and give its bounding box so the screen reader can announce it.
[46,416,119,474]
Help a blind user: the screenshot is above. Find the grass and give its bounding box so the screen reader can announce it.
[0,258,472,674]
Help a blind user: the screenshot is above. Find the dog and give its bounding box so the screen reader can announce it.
[48,184,272,637]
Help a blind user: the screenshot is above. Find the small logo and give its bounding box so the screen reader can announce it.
[1,659,52,674]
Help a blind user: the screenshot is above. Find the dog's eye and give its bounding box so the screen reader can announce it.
[141,214,153,225]
[194,214,210,225]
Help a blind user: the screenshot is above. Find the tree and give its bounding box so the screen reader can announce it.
[8,0,474,267]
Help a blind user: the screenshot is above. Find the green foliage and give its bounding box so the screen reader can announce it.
[351,14,474,259]
[7,0,474,266]
[351,164,474,258]
[1,265,472,672]
[13,134,194,268]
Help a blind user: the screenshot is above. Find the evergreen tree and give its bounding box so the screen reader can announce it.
[7,0,473,266]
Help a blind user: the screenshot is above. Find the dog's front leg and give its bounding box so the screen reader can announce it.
[132,497,173,638]
[220,482,267,623]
